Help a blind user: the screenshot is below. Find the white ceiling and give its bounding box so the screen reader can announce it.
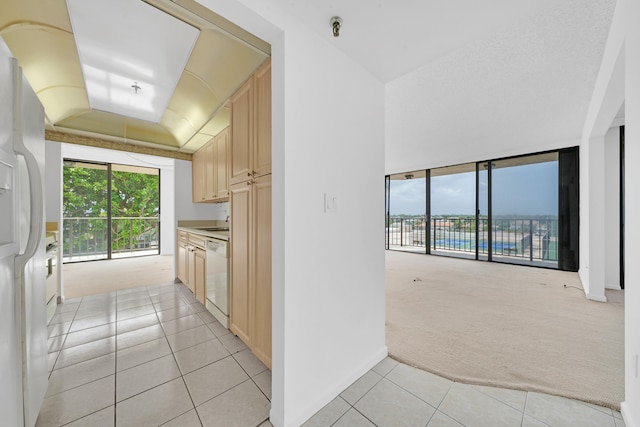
[1,0,618,157]
[266,0,558,82]
[384,0,617,173]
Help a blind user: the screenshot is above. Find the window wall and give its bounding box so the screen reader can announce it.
[63,159,160,262]
[385,148,579,271]
[386,170,427,253]
[490,153,558,267]
[431,163,476,258]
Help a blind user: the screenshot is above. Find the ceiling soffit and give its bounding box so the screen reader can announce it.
[67,0,200,123]
[0,0,269,154]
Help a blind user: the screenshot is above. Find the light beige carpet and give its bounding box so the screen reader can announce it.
[63,255,175,299]
[385,250,624,410]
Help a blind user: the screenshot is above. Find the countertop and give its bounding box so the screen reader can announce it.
[178,226,229,241]
[177,220,230,241]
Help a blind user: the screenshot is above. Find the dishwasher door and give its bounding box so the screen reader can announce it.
[205,239,230,328]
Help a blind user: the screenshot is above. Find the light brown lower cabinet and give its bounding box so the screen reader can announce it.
[194,248,206,305]
[177,237,190,292]
[230,174,272,368]
[177,231,206,304]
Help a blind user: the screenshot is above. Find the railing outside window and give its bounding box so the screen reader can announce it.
[63,216,159,262]
[386,216,558,263]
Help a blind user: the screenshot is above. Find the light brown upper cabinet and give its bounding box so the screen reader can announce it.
[230,58,271,185]
[204,141,215,199]
[192,126,230,202]
[192,147,205,203]
[214,128,229,199]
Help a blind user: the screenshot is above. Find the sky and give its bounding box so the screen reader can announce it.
[389,161,558,216]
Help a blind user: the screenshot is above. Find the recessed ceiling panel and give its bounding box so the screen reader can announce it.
[0,25,89,123]
[67,0,200,123]
[57,110,178,146]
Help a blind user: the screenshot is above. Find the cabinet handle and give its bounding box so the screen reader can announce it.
[247,172,252,177]
[247,181,252,186]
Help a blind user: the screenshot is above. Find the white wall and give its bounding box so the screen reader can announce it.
[604,126,620,289]
[578,0,625,302]
[276,25,386,427]
[623,0,640,423]
[580,135,608,301]
[193,2,387,426]
[44,141,62,223]
[44,141,64,299]
[385,1,612,176]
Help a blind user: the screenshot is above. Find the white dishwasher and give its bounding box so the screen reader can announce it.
[205,238,230,328]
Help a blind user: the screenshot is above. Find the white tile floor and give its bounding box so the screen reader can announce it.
[41,282,271,427]
[40,282,625,427]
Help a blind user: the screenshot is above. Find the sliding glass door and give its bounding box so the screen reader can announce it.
[63,160,109,261]
[63,159,160,262]
[491,153,559,268]
[387,170,427,253]
[430,163,476,258]
[110,164,160,259]
[385,148,578,271]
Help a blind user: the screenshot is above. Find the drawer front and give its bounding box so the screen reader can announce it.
[189,234,207,250]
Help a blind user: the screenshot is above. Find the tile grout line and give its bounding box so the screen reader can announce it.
[469,384,527,415]
[161,284,206,427]
[520,391,528,427]
[49,294,115,426]
[113,289,121,426]
[47,299,80,379]
[433,380,466,427]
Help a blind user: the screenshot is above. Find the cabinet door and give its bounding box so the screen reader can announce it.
[192,149,205,202]
[205,140,216,200]
[252,174,272,368]
[215,127,229,199]
[230,181,252,345]
[230,79,253,185]
[177,240,188,285]
[194,248,206,304]
[253,59,271,178]
[187,247,196,293]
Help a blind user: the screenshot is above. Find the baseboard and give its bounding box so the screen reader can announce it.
[621,402,638,427]
[269,410,283,427]
[272,345,388,427]
[586,292,608,302]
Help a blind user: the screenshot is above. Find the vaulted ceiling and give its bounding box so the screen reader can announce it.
[0,0,269,156]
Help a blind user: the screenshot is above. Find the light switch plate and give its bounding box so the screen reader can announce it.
[324,193,337,213]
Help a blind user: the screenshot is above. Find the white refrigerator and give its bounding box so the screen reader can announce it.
[0,42,48,426]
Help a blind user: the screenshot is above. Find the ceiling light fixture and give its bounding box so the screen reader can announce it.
[67,0,199,123]
[330,16,343,37]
